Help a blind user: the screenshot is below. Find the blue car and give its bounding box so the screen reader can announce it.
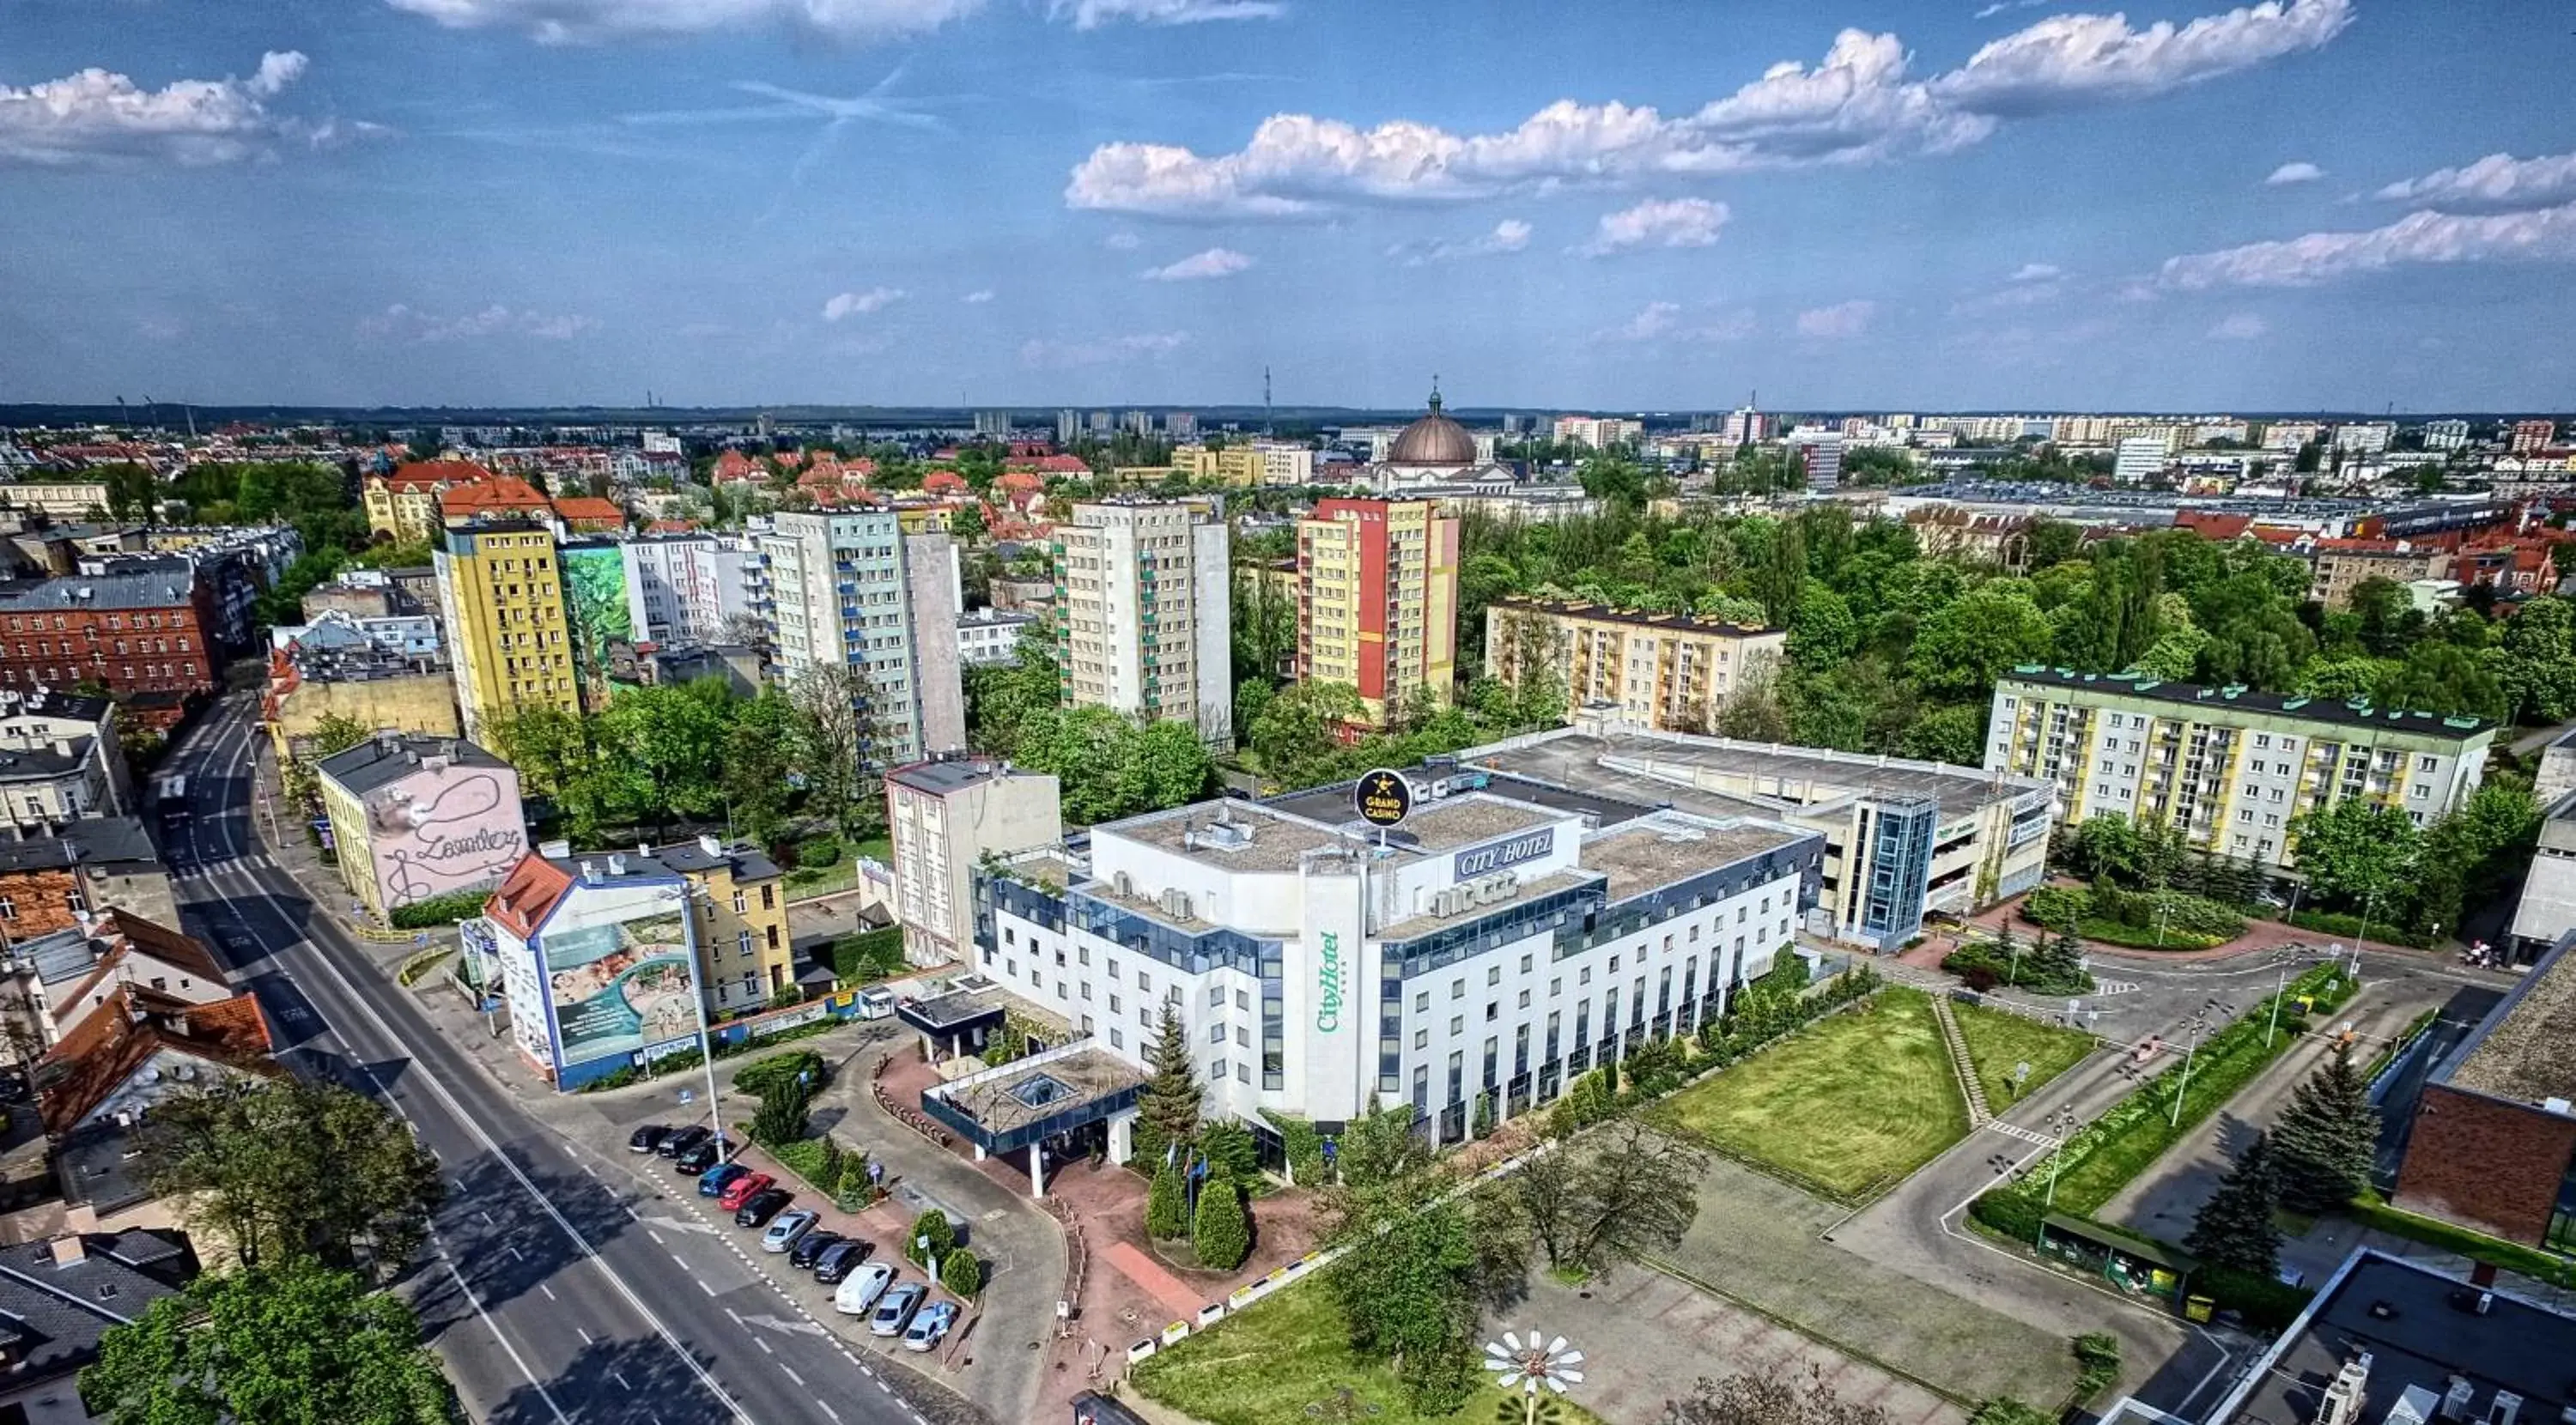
[698,1163,749,1198]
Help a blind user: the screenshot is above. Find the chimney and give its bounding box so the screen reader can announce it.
[49,738,70,759]
[49,1235,85,1268]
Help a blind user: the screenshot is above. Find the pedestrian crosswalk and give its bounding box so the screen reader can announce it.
[2091,978,2141,996]
[1988,1119,2058,1147]
[174,852,276,881]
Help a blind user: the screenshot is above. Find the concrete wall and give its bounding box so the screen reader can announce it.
[2393,1082,2576,1246]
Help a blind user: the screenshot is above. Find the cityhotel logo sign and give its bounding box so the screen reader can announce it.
[1315,932,1346,1034]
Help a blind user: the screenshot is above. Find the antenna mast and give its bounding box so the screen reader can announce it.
[1263,366,1273,437]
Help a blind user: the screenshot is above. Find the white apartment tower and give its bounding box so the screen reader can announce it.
[1054,500,1234,749]
[756,510,964,766]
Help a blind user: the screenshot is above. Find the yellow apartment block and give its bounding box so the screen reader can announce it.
[436,521,578,744]
[1485,599,1786,733]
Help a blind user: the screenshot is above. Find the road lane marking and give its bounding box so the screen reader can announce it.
[538,1282,556,1301]
[780,1365,804,1387]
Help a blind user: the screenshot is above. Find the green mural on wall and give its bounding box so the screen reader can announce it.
[562,543,635,708]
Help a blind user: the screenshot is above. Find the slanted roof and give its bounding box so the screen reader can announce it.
[438,476,553,523]
[0,1231,194,1387]
[315,732,508,797]
[484,852,570,938]
[36,986,276,1135]
[553,495,625,526]
[383,459,493,490]
[0,816,155,874]
[56,913,231,1012]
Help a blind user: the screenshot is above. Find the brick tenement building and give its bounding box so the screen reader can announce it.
[2394,933,2576,1247]
[0,570,219,702]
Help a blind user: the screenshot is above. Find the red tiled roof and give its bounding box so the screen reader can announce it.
[485,853,573,939]
[384,459,495,490]
[438,476,554,521]
[37,985,276,1135]
[923,470,968,494]
[553,496,625,526]
[644,519,700,535]
[56,913,232,1010]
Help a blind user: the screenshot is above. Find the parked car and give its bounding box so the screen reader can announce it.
[697,1163,750,1198]
[761,1210,818,1253]
[735,1188,792,1228]
[833,1262,895,1315]
[658,1125,710,1159]
[902,1301,958,1353]
[628,1124,671,1154]
[869,1282,925,1337]
[717,1172,774,1212]
[789,1229,846,1270]
[674,1137,732,1173]
[814,1240,869,1283]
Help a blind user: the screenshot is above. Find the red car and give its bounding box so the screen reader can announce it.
[717,1172,775,1212]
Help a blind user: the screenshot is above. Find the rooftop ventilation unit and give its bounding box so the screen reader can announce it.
[2485,1393,2521,1425]
[2389,1386,2441,1425]
[2440,1379,2474,1422]
[2317,1354,2373,1425]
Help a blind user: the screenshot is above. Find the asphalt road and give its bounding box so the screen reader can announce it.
[160,694,961,1425]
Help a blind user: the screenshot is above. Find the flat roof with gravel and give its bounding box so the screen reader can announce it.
[2445,937,2576,1107]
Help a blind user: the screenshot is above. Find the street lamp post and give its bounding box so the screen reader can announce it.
[676,888,730,1161]
[1485,1331,1583,1425]
[2034,1107,2080,1253]
[2171,1000,2224,1128]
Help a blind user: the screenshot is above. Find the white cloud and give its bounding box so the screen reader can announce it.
[383,0,982,44]
[1592,301,1754,344]
[1048,0,1281,28]
[1929,0,2350,116]
[961,288,995,303]
[1387,218,1532,266]
[2157,202,2576,288]
[2207,312,2269,339]
[821,287,906,319]
[359,303,597,342]
[1795,299,1879,337]
[2374,149,2576,212]
[1018,331,1192,369]
[0,51,319,167]
[2264,160,2324,185]
[2009,262,2062,281]
[1139,246,1253,281]
[1576,197,1728,256]
[1064,0,2351,218]
[1103,231,1143,250]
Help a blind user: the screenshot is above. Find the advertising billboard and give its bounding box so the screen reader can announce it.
[543,907,698,1070]
[561,542,636,706]
[364,758,527,913]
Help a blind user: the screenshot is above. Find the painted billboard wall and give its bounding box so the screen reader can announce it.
[540,892,698,1071]
[562,543,636,707]
[364,759,528,912]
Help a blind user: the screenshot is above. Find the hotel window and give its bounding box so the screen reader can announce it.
[1109,1028,1123,1049]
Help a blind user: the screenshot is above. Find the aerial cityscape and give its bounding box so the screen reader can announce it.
[4,2,2576,1425]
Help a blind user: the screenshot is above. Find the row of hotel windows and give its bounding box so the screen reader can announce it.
[3,612,189,634]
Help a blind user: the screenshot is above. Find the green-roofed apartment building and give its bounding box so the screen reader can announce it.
[1985,667,2496,879]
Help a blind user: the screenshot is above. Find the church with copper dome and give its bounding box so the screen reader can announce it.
[1368,385,1515,492]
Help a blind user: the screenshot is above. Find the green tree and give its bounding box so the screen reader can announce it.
[2500,596,2576,722]
[1134,1004,1202,1164]
[940,1248,984,1298]
[750,1077,812,1147]
[1909,584,2052,697]
[1145,1161,1188,1239]
[1248,680,1364,789]
[84,1259,460,1425]
[595,678,736,832]
[2269,1052,2380,1214]
[1191,1165,1250,1270]
[904,1208,954,1266]
[2184,1133,2282,1276]
[720,687,799,847]
[136,1077,442,1279]
[787,663,886,839]
[1787,583,1858,669]
[2288,798,2421,915]
[1552,1120,1707,1276]
[1327,1187,1524,1415]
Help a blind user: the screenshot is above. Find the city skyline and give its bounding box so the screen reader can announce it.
[5,0,2575,410]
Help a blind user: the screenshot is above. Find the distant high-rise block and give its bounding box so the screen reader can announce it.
[1296,497,1458,729]
[1054,500,1233,749]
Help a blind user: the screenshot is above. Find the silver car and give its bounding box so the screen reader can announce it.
[869,1282,925,1337]
[760,1210,817,1254]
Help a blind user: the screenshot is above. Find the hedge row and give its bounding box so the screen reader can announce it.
[390,887,492,928]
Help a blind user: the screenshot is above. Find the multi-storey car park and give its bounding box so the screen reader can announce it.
[937,764,1821,1182]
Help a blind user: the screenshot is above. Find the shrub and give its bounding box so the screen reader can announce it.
[1145,1163,1187,1240]
[939,1250,983,1298]
[1198,1120,1259,1179]
[1970,1190,2044,1243]
[1942,938,2092,996]
[828,927,905,984]
[2072,1333,2120,1402]
[904,1209,954,1266]
[2020,885,2088,929]
[2284,909,2428,949]
[733,1049,827,1100]
[1190,1167,1250,1271]
[1259,1111,1325,1185]
[1971,1401,2058,1425]
[799,834,844,869]
[2192,1264,2314,1332]
[750,1078,811,1147]
[390,887,493,929]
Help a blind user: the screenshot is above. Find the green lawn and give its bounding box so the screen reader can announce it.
[1130,1282,1603,1425]
[1952,1002,2098,1112]
[1655,987,1969,1204]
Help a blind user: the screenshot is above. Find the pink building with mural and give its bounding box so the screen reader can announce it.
[314,733,528,922]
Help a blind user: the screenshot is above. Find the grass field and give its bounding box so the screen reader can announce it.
[1129,1282,1604,1425]
[1655,987,1968,1204]
[1953,1002,2098,1112]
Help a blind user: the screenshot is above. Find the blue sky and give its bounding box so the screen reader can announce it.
[3,0,2573,412]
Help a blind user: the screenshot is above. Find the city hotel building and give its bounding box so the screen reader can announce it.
[971,765,1820,1152]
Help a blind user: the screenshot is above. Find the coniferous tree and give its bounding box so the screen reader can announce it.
[1145,1161,1187,1240]
[1134,1004,1202,1163]
[2185,1133,2283,1276]
[2271,1052,2380,1214]
[1990,921,2022,983]
[1191,1165,1250,1270]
